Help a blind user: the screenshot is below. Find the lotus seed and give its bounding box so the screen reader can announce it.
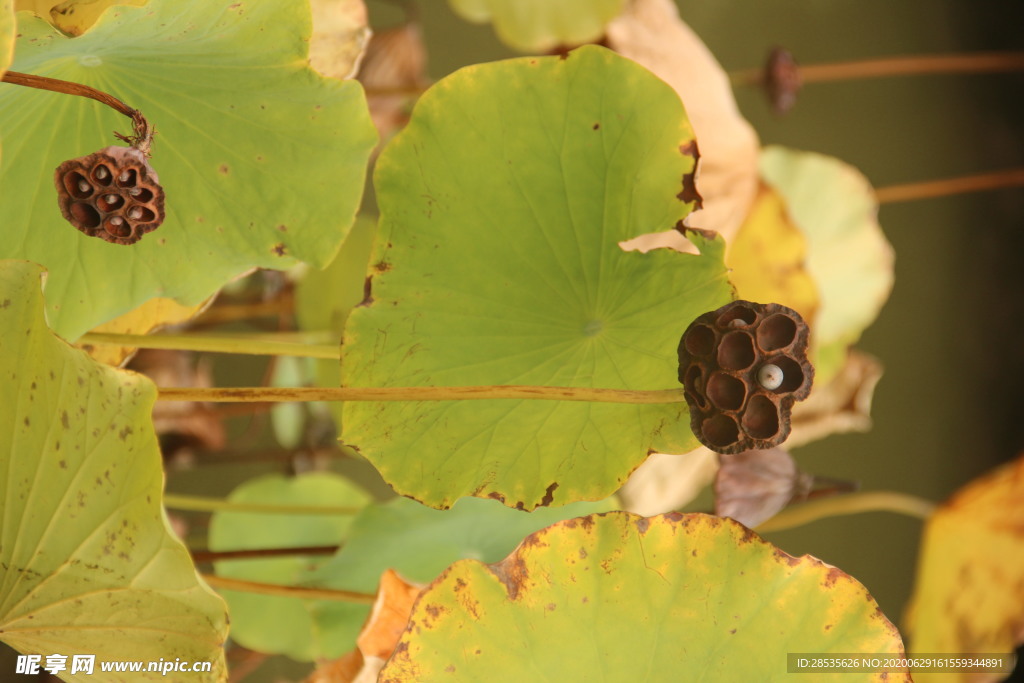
[757,363,784,391]
[105,194,119,204]
[95,167,109,179]
[77,180,90,193]
[119,171,131,182]
[109,216,124,226]
[128,187,142,196]
[128,207,143,219]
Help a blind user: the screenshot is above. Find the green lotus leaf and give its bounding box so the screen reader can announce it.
[206,472,372,661]
[0,0,376,340]
[307,495,618,658]
[342,45,732,510]
[381,512,907,682]
[0,260,228,682]
[448,0,626,52]
[759,146,894,384]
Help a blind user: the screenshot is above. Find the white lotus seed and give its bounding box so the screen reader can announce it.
[128,207,143,219]
[105,194,119,204]
[757,363,784,390]
[95,167,109,179]
[119,171,131,182]
[128,187,142,196]
[109,216,124,226]
[77,180,90,193]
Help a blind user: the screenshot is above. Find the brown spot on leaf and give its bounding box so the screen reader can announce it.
[61,411,69,429]
[373,260,391,273]
[277,224,287,232]
[0,299,9,308]
[272,243,287,256]
[491,553,529,601]
[218,164,229,175]
[539,482,558,507]
[592,123,600,130]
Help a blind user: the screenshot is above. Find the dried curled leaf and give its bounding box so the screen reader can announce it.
[617,447,718,516]
[357,22,429,140]
[309,0,370,80]
[787,349,883,448]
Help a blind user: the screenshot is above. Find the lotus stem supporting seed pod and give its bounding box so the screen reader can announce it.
[677,300,814,454]
[54,145,165,246]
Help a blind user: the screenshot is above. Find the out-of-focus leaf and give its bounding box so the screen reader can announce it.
[76,295,212,366]
[0,0,12,166]
[617,447,718,516]
[607,0,760,243]
[14,0,144,36]
[725,184,818,324]
[343,46,732,510]
[295,215,377,426]
[310,0,369,80]
[715,448,813,528]
[357,22,429,140]
[905,454,1024,682]
[208,472,372,661]
[448,0,626,52]
[760,146,894,384]
[381,512,907,681]
[0,260,228,681]
[787,349,883,448]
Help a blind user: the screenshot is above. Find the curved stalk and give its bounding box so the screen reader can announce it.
[79,331,340,359]
[2,70,154,153]
[756,491,936,533]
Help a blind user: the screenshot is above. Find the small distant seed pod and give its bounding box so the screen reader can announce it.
[54,145,165,246]
[677,300,814,454]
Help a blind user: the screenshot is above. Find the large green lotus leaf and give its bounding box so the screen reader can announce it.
[905,455,1024,682]
[0,0,376,340]
[0,260,228,681]
[759,147,894,384]
[381,512,907,682]
[206,472,371,661]
[307,495,618,657]
[448,0,626,52]
[342,45,733,511]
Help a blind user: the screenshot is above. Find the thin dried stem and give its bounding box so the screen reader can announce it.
[202,574,376,604]
[2,70,154,153]
[191,545,339,563]
[158,385,689,405]
[875,167,1024,204]
[731,51,1024,86]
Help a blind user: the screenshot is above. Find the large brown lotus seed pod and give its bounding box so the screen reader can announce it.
[55,145,165,245]
[677,300,814,454]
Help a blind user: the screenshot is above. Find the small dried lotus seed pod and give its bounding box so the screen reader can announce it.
[54,145,165,246]
[677,300,814,454]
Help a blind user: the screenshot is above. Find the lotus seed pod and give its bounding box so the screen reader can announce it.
[677,300,814,454]
[54,145,165,245]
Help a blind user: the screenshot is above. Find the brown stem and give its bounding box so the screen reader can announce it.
[875,167,1024,204]
[731,51,1024,86]
[158,385,688,405]
[1,70,154,153]
[202,574,376,604]
[191,545,339,563]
